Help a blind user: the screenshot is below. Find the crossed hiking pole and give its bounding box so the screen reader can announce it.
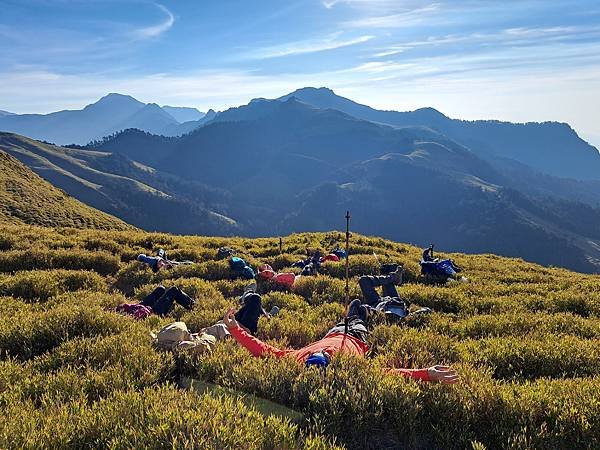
[344,210,350,335]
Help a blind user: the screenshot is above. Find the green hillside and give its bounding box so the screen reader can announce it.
[0,132,239,235]
[0,224,598,449]
[0,150,131,230]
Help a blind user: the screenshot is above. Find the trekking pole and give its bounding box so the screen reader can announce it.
[344,211,351,335]
[279,237,283,255]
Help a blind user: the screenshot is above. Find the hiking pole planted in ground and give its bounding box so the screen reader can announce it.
[344,210,351,335]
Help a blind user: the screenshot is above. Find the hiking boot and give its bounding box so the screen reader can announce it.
[239,282,258,304]
[347,299,369,322]
[187,298,196,310]
[269,306,280,317]
[409,307,432,317]
[390,267,404,285]
[179,293,195,311]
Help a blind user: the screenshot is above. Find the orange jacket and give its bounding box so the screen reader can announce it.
[229,326,431,381]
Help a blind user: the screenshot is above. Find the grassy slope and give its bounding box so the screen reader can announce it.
[0,224,598,449]
[0,150,132,230]
[0,132,240,235]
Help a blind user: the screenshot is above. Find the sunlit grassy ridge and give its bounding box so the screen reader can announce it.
[0,150,132,230]
[0,224,599,449]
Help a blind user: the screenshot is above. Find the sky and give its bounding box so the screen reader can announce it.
[1,0,599,148]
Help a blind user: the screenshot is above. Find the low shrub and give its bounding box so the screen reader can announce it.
[0,303,129,360]
[0,249,120,275]
[0,387,341,449]
[0,269,106,301]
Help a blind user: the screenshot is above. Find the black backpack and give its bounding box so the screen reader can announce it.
[217,247,234,260]
[380,263,399,275]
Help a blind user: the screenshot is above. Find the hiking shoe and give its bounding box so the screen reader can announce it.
[178,292,195,311]
[347,299,368,322]
[239,282,258,304]
[409,307,432,317]
[269,306,280,317]
[390,267,404,285]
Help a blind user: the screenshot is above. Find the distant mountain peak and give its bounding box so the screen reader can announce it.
[291,86,335,95]
[249,97,269,104]
[96,93,142,103]
[161,105,204,123]
[412,107,448,120]
[85,93,145,113]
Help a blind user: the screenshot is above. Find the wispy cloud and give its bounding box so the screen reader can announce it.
[133,3,174,39]
[372,25,600,57]
[323,0,420,10]
[244,33,375,59]
[343,3,442,28]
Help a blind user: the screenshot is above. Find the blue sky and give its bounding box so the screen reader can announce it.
[1,0,599,147]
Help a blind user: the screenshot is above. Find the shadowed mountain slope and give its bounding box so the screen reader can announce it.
[0,132,239,235]
[280,87,600,181]
[0,149,131,230]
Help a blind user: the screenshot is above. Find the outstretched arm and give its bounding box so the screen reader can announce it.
[224,308,286,358]
[387,365,459,384]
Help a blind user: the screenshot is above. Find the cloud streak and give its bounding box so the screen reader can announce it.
[343,3,441,28]
[134,3,174,39]
[244,33,375,59]
[371,25,600,57]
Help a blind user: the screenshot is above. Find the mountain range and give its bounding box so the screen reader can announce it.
[2,87,600,273]
[0,94,213,145]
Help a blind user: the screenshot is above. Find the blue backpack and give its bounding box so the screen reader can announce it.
[242,266,256,279]
[332,249,347,259]
[230,257,255,280]
[421,259,456,277]
[230,257,246,272]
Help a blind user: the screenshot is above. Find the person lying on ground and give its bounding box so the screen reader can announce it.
[422,245,438,263]
[257,264,297,289]
[222,300,458,384]
[137,254,170,273]
[137,254,192,273]
[137,249,194,273]
[153,284,276,353]
[358,267,430,319]
[421,245,461,273]
[190,282,275,340]
[292,250,323,276]
[116,285,196,319]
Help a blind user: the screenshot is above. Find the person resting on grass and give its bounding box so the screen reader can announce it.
[137,248,193,273]
[116,285,196,319]
[153,283,278,353]
[422,244,438,263]
[292,250,323,276]
[222,299,458,384]
[358,266,431,320]
[257,264,297,289]
[421,244,462,274]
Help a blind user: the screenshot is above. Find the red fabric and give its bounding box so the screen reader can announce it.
[258,269,275,280]
[229,326,431,382]
[115,303,153,320]
[321,254,340,263]
[258,264,275,280]
[272,272,296,287]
